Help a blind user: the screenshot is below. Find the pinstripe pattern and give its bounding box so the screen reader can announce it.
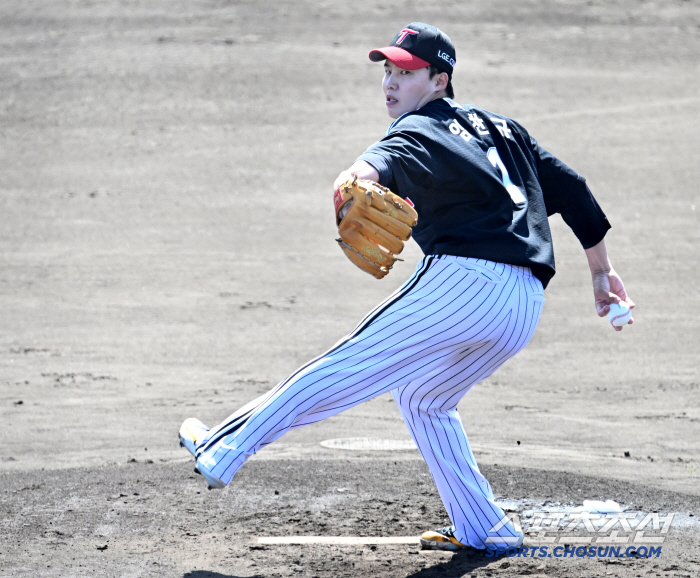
[196,255,544,549]
[196,256,436,456]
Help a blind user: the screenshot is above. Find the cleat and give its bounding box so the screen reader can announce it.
[420,526,469,551]
[178,418,226,490]
[420,526,523,552]
[178,418,209,458]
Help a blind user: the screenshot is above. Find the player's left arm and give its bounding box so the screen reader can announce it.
[584,238,635,332]
[333,160,380,191]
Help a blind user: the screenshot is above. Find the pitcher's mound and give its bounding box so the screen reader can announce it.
[320,437,417,451]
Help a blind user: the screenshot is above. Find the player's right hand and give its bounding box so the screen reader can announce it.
[592,268,635,331]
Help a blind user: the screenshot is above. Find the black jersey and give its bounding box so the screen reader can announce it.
[357,98,610,288]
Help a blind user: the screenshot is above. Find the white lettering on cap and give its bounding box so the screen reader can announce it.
[437,50,456,67]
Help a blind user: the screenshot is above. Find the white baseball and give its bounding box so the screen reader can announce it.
[606,302,632,327]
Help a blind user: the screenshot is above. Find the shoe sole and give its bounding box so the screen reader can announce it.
[420,538,464,551]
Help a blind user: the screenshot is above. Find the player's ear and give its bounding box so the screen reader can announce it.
[434,71,449,92]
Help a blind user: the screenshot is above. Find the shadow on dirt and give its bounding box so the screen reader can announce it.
[405,549,503,577]
[180,551,503,578]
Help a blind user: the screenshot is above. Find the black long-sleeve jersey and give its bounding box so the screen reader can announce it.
[357,98,610,288]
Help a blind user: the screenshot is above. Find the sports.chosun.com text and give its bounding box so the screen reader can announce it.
[485,545,663,558]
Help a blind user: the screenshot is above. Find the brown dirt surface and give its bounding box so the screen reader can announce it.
[1,0,699,576]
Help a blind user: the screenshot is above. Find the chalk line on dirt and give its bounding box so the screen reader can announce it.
[258,536,420,545]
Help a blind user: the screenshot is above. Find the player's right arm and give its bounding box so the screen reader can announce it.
[333,160,380,190]
[585,238,635,331]
[525,135,634,330]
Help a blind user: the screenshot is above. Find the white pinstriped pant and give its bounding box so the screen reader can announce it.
[196,255,544,548]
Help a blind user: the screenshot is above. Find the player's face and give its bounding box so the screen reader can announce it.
[382,61,441,119]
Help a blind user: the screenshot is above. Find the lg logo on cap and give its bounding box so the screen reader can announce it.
[396,28,419,44]
[437,50,455,67]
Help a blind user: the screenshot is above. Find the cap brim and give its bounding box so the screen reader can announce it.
[368,46,430,70]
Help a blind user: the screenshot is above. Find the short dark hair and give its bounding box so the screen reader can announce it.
[428,65,454,98]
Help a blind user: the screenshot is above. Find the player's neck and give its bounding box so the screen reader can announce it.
[425,90,450,106]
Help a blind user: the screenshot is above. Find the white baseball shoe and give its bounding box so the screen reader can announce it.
[178,418,226,490]
[420,526,523,552]
[420,526,470,551]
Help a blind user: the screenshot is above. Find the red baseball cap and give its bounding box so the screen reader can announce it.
[369,45,430,70]
[369,23,456,76]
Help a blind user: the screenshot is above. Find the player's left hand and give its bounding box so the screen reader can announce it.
[592,268,635,331]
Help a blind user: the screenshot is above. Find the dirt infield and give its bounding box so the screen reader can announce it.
[1,0,699,576]
[2,459,699,577]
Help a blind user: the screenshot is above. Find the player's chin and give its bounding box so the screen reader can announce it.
[385,101,403,119]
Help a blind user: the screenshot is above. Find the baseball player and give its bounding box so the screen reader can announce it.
[179,22,634,552]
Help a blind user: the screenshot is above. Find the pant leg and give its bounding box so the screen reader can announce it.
[392,259,544,549]
[196,256,542,490]
[196,255,448,482]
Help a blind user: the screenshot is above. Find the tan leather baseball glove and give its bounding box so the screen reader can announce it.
[333,176,418,279]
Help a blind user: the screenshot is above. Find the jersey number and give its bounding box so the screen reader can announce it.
[487,147,527,209]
